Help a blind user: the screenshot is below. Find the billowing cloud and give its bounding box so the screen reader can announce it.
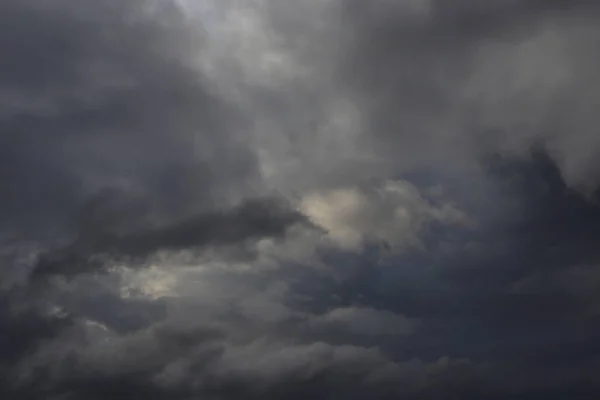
[2,0,600,399]
[301,180,472,251]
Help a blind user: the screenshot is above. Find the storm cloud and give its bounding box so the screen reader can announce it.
[2,0,600,399]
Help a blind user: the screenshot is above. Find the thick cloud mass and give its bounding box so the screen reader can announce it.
[3,0,600,398]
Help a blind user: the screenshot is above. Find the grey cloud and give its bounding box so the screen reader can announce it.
[11,306,478,400]
[31,197,309,279]
[309,306,416,337]
[365,153,600,392]
[339,0,600,190]
[4,0,600,399]
[0,0,261,241]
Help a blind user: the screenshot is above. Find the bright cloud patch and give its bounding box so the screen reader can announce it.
[301,180,471,251]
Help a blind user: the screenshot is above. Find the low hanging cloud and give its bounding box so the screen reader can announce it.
[3,0,600,399]
[31,196,310,279]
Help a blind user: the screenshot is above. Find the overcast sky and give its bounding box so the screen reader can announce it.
[2,1,600,399]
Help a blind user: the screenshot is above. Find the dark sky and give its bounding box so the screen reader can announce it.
[2,0,600,399]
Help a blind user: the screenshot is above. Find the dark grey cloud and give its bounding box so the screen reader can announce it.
[31,196,310,279]
[353,152,600,396]
[3,0,600,399]
[0,0,261,241]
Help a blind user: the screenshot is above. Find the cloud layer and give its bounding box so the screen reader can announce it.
[2,0,600,399]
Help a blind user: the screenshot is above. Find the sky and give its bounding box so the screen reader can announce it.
[2,0,600,399]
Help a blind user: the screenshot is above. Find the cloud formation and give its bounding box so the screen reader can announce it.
[31,196,310,279]
[2,0,600,399]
